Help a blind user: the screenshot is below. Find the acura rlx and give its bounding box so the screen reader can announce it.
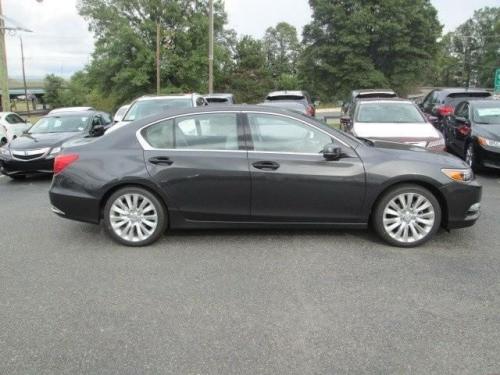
[49,106,482,247]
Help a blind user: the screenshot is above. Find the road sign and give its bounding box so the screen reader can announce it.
[495,68,500,94]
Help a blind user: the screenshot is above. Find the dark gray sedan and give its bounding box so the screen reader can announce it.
[49,106,482,248]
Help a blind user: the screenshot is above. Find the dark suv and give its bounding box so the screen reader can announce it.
[419,88,492,131]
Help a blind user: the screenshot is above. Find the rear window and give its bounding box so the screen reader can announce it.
[266,95,305,101]
[446,92,491,99]
[356,93,397,99]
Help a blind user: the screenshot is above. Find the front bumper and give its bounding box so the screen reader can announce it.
[475,144,500,170]
[440,179,482,230]
[0,157,54,176]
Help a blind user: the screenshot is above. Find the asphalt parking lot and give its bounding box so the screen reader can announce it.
[1,171,500,374]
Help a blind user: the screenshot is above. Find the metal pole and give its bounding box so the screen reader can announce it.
[20,35,30,117]
[156,21,160,95]
[208,0,214,94]
[0,0,10,111]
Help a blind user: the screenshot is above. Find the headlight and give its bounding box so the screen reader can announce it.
[442,168,474,183]
[478,137,500,148]
[0,147,10,157]
[49,147,62,156]
[427,136,445,150]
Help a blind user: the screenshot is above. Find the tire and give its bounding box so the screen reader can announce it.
[372,184,441,248]
[103,187,167,247]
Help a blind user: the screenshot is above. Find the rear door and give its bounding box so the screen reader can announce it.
[142,112,251,222]
[245,112,365,223]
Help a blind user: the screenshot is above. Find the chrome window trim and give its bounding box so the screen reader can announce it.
[135,110,349,151]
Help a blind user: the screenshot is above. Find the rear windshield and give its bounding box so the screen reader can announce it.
[356,102,425,123]
[206,98,230,104]
[447,92,491,99]
[356,93,397,99]
[266,95,305,101]
[124,98,193,121]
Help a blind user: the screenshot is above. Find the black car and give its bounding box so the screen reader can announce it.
[419,88,492,131]
[49,106,481,248]
[443,99,500,170]
[0,110,111,179]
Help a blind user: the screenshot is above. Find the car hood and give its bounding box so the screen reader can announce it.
[7,132,83,150]
[353,122,440,141]
[368,139,469,168]
[474,124,500,141]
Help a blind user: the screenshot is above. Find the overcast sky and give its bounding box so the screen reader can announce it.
[3,0,499,79]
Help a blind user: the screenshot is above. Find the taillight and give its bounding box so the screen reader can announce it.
[54,154,79,174]
[306,105,315,116]
[436,105,454,117]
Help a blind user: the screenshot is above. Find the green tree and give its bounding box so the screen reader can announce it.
[263,22,301,80]
[77,0,232,108]
[299,0,442,100]
[225,36,273,103]
[44,74,66,108]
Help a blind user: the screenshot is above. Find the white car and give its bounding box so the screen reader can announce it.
[342,99,445,151]
[49,107,95,114]
[107,94,207,134]
[0,112,32,145]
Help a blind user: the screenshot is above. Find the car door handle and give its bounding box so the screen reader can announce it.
[148,156,174,166]
[252,161,280,171]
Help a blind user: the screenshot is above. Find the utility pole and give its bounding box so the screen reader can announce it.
[0,0,10,111]
[156,21,160,95]
[208,0,214,94]
[20,35,29,116]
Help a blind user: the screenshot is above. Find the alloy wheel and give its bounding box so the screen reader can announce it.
[109,193,159,243]
[382,193,435,244]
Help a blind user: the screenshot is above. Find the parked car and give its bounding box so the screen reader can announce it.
[341,99,445,151]
[49,106,95,114]
[204,93,235,105]
[442,99,500,170]
[49,105,481,248]
[108,94,208,133]
[258,100,309,116]
[0,110,111,179]
[0,112,31,145]
[419,88,492,131]
[342,89,397,115]
[113,104,130,123]
[265,90,316,117]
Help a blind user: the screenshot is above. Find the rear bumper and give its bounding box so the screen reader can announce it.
[49,179,101,224]
[0,158,53,175]
[440,180,482,230]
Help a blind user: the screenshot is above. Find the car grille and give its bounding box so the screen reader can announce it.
[11,148,50,161]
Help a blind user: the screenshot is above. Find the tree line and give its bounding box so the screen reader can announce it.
[44,0,500,112]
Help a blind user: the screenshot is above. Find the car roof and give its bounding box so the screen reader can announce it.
[49,106,94,113]
[44,110,101,117]
[353,89,396,95]
[434,88,491,94]
[356,98,412,104]
[135,94,199,102]
[266,90,306,97]
[204,93,233,99]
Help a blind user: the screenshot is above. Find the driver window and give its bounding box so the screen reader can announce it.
[248,114,331,154]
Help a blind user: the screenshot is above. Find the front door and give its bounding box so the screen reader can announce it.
[245,113,365,223]
[143,112,251,222]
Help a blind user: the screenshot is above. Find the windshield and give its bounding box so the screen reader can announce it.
[356,102,425,123]
[473,104,500,124]
[124,98,193,121]
[29,116,91,134]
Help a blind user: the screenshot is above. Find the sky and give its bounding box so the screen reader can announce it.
[3,0,499,80]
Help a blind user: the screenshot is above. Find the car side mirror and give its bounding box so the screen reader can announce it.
[90,124,105,137]
[322,143,342,161]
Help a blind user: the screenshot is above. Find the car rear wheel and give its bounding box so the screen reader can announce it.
[373,184,441,248]
[103,187,167,247]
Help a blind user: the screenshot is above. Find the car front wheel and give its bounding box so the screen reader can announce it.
[103,187,167,246]
[373,184,441,248]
